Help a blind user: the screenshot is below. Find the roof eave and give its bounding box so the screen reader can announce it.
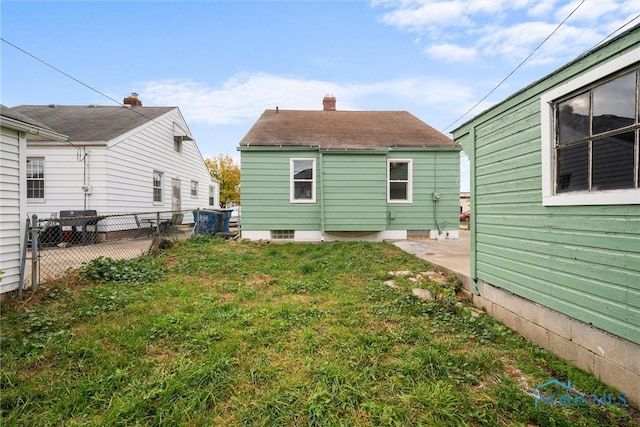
[0,116,68,142]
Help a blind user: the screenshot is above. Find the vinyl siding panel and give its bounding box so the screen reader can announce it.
[387,151,460,231]
[0,128,24,293]
[25,145,93,219]
[453,33,640,344]
[24,109,217,219]
[323,153,386,231]
[107,110,215,213]
[240,149,461,235]
[241,151,320,230]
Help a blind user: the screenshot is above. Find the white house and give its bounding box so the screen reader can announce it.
[0,105,68,295]
[10,94,219,225]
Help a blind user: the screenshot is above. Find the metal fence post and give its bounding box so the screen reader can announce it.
[30,214,40,291]
[18,217,31,299]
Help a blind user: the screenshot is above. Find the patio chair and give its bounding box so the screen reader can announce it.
[159,213,184,234]
[134,214,154,237]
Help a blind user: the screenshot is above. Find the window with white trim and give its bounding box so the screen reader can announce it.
[26,158,45,200]
[209,185,215,206]
[174,136,183,153]
[191,180,198,198]
[290,158,316,203]
[388,159,413,203]
[541,48,640,205]
[153,171,163,203]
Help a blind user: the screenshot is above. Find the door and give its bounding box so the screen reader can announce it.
[171,178,181,212]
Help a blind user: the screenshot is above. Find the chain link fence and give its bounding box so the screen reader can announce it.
[20,209,205,295]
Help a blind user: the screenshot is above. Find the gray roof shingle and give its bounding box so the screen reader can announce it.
[10,105,174,142]
[239,109,459,150]
[1,104,55,130]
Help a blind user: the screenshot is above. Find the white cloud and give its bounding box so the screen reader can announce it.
[425,43,478,62]
[139,73,478,128]
[377,1,472,32]
[140,74,343,126]
[554,0,621,23]
[478,21,558,57]
[374,0,636,66]
[526,0,560,18]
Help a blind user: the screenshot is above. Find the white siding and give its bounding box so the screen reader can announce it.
[106,109,217,216]
[25,144,89,219]
[24,108,219,221]
[0,127,25,294]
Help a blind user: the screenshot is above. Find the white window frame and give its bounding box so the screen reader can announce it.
[208,185,215,206]
[153,171,163,203]
[541,48,640,206]
[26,157,45,201]
[387,159,413,203]
[174,136,183,153]
[290,158,316,203]
[191,180,198,198]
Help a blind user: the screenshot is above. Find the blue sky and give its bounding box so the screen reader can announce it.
[2,1,639,192]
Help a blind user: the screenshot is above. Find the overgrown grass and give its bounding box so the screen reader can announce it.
[1,236,638,426]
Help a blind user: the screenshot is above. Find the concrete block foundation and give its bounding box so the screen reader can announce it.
[470,280,640,409]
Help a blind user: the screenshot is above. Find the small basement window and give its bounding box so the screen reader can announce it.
[271,230,294,239]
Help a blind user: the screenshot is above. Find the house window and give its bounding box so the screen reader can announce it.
[26,158,45,199]
[290,158,316,203]
[271,230,294,239]
[388,159,413,203]
[153,171,163,203]
[191,180,198,198]
[209,186,215,206]
[174,136,183,153]
[541,48,640,205]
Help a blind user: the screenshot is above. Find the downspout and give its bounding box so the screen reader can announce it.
[433,196,442,235]
[318,150,325,241]
[432,152,442,235]
[77,146,88,210]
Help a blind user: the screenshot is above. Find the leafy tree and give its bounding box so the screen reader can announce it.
[204,154,240,207]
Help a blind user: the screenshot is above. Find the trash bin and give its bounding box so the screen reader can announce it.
[219,209,233,233]
[193,209,234,235]
[193,209,220,235]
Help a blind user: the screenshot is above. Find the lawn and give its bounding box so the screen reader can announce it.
[1,236,638,426]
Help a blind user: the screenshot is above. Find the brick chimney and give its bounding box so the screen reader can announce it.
[323,95,336,111]
[123,92,142,107]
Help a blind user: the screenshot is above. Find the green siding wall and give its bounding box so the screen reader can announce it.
[322,153,387,231]
[453,32,640,344]
[240,150,320,230]
[386,151,460,232]
[240,148,460,234]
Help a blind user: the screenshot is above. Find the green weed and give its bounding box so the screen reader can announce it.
[1,240,638,426]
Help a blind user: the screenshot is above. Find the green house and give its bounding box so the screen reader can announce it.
[452,26,639,406]
[238,97,461,242]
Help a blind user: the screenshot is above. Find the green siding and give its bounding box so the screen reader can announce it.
[240,148,460,235]
[453,31,640,344]
[322,154,386,231]
[386,151,460,231]
[240,150,320,230]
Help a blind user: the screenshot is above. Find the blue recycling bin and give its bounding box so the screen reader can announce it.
[193,209,233,235]
[219,209,233,233]
[193,209,220,235]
